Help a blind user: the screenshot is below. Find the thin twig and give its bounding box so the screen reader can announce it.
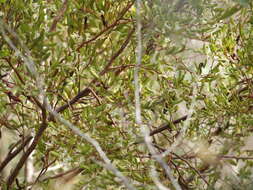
[0,136,33,173]
[32,158,57,185]
[219,155,253,160]
[172,152,209,186]
[4,58,24,84]
[1,19,136,190]
[41,167,83,182]
[88,87,102,104]
[134,0,181,189]
[6,108,47,189]
[49,0,68,32]
[54,27,134,115]
[99,27,134,75]
[76,1,134,51]
[48,109,136,190]
[150,115,187,136]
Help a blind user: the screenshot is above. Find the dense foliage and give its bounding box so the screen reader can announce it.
[0,0,253,189]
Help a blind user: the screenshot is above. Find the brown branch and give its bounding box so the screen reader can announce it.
[0,136,33,173]
[0,73,8,79]
[88,87,102,105]
[150,115,187,136]
[33,158,57,185]
[53,27,134,115]
[76,1,134,51]
[171,153,253,184]
[49,0,68,32]
[185,164,210,185]
[6,108,47,189]
[219,155,253,160]
[150,81,251,137]
[99,27,134,75]
[153,144,209,186]
[4,58,24,84]
[3,58,44,110]
[41,167,83,182]
[54,85,92,114]
[169,161,188,189]
[172,152,209,186]
[88,87,118,127]
[172,154,253,160]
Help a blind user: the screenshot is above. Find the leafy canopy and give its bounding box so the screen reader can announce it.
[0,0,253,190]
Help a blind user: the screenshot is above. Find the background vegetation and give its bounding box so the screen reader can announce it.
[0,0,253,189]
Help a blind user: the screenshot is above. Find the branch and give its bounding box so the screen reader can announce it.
[32,158,57,186]
[4,58,24,84]
[53,27,134,115]
[41,167,83,182]
[150,81,251,137]
[6,109,47,189]
[1,19,136,190]
[3,58,44,110]
[54,87,92,114]
[171,154,253,161]
[49,0,68,32]
[219,155,253,160]
[99,27,134,75]
[172,152,209,186]
[0,135,33,173]
[150,115,187,136]
[76,1,134,51]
